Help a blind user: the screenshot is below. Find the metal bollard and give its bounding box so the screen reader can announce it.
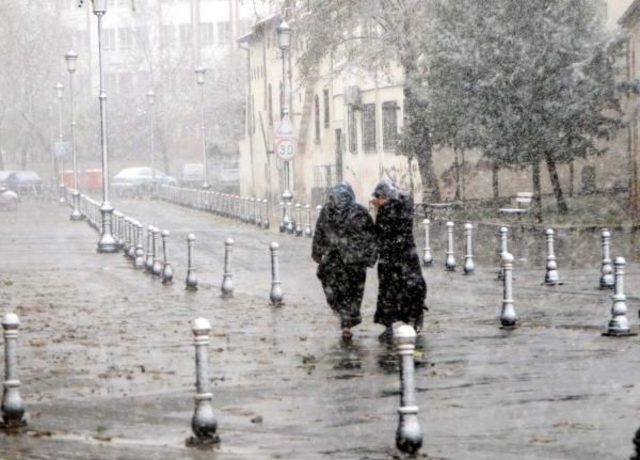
[127,219,136,259]
[262,199,270,229]
[186,234,198,290]
[1,313,26,429]
[497,226,509,280]
[603,257,634,336]
[186,318,220,448]
[295,203,303,237]
[500,252,517,327]
[445,221,456,271]
[152,227,163,277]
[422,218,433,266]
[543,228,560,286]
[269,242,284,305]
[145,225,154,273]
[279,202,286,233]
[255,197,262,227]
[599,229,615,289]
[463,222,475,274]
[394,324,422,455]
[304,204,313,237]
[161,230,174,285]
[134,222,145,269]
[285,202,295,234]
[221,238,234,298]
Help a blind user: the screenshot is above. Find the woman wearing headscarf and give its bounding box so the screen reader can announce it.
[371,179,427,339]
[312,182,377,340]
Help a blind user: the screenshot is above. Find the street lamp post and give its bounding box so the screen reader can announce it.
[65,50,82,221]
[195,67,210,189]
[277,20,294,232]
[55,82,66,205]
[93,0,117,253]
[147,89,156,196]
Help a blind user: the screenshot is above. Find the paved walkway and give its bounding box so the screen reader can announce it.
[0,199,639,459]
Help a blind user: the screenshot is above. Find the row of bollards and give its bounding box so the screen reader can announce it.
[157,185,277,230]
[0,311,421,455]
[278,202,316,238]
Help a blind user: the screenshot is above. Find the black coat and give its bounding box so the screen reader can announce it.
[374,195,426,327]
[312,198,377,328]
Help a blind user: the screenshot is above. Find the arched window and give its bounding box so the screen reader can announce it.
[314,94,320,143]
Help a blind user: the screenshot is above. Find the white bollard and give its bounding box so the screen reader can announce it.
[134,222,145,269]
[145,225,154,273]
[497,226,509,280]
[543,228,560,286]
[161,230,174,285]
[269,242,284,305]
[422,218,433,266]
[500,252,517,327]
[262,199,270,229]
[445,221,456,271]
[463,222,474,274]
[186,234,198,291]
[221,238,234,298]
[1,313,26,429]
[394,325,422,455]
[186,318,220,448]
[599,229,614,289]
[152,227,163,277]
[603,257,634,337]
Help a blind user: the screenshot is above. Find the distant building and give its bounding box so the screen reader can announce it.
[237,7,632,208]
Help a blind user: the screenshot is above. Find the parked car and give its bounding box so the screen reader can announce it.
[5,170,43,196]
[0,170,15,187]
[112,167,177,197]
[0,187,18,211]
[180,163,204,187]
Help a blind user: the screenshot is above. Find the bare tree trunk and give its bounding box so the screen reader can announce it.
[544,151,569,214]
[531,162,542,222]
[492,162,499,199]
[454,148,461,201]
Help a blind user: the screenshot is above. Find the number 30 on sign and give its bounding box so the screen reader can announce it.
[276,139,295,161]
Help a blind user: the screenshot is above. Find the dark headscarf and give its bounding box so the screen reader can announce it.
[330,182,356,210]
[372,179,398,200]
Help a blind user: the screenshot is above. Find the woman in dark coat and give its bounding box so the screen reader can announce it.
[371,180,427,338]
[312,182,377,340]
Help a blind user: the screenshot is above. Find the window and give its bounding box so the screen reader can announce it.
[179,23,192,47]
[348,107,357,153]
[217,21,230,45]
[118,28,133,49]
[268,84,273,126]
[323,89,330,128]
[103,28,116,51]
[200,22,214,46]
[314,95,321,143]
[161,25,175,47]
[362,103,376,152]
[382,101,399,151]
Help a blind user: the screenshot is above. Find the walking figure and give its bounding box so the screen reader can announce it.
[312,182,377,341]
[371,180,427,340]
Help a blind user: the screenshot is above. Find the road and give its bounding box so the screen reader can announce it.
[0,198,639,459]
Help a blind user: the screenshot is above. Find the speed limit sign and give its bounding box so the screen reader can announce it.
[276,138,295,161]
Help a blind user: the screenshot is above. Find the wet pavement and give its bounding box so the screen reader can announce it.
[1,199,640,459]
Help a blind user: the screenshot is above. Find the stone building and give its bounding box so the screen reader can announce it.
[237,2,634,208]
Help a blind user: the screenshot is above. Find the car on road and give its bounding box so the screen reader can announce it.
[5,170,43,196]
[180,163,204,188]
[0,187,18,211]
[112,167,177,197]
